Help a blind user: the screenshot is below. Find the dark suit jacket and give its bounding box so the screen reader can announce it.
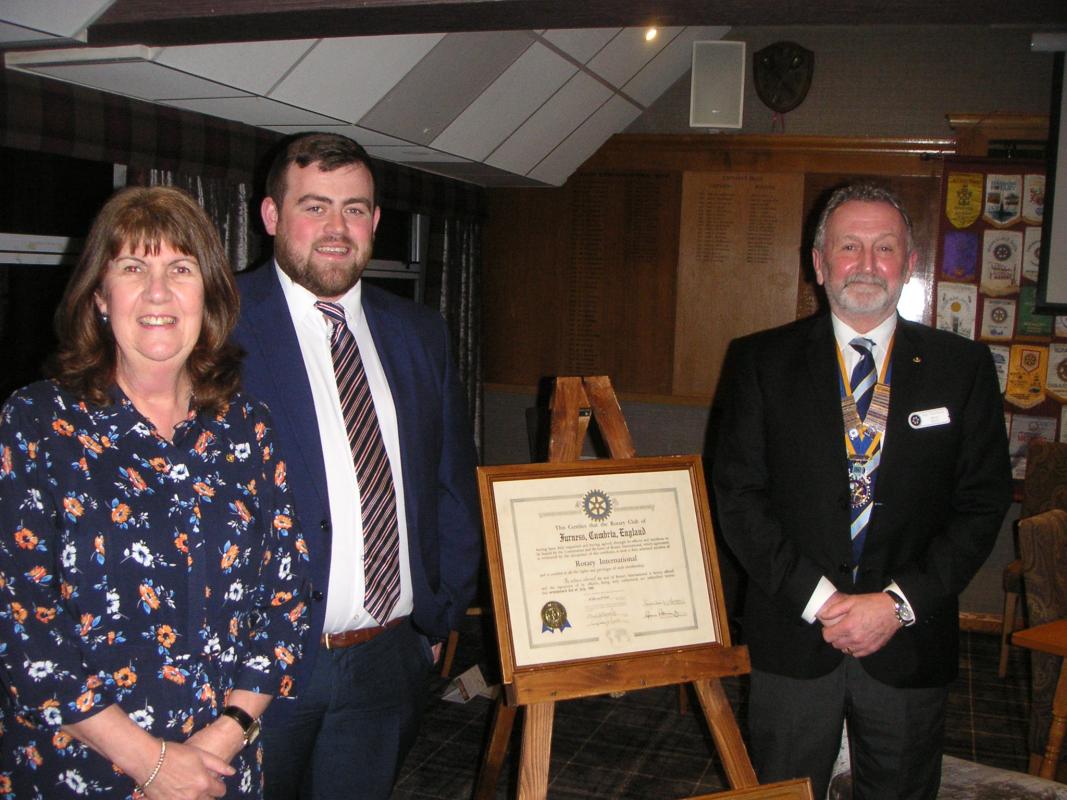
[712,314,1011,688]
[233,263,481,718]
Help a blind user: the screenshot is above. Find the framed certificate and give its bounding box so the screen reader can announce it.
[478,455,733,698]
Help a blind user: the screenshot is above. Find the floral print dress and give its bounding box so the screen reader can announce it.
[0,381,311,798]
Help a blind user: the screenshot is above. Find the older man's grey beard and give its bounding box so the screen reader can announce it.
[843,275,887,291]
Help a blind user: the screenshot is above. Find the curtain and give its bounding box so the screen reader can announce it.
[428,217,483,457]
[126,168,265,272]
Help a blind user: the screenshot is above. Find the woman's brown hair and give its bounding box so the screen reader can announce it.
[52,186,241,411]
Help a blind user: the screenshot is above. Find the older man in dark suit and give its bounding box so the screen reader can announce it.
[234,132,480,799]
[713,184,1011,799]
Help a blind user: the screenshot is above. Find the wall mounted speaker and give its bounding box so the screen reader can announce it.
[690,40,745,129]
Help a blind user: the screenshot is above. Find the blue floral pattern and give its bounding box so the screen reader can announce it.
[0,381,311,798]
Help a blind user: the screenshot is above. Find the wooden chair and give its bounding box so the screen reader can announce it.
[683,779,813,800]
[1016,507,1067,779]
[999,440,1067,678]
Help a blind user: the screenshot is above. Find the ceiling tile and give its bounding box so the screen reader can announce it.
[0,21,61,46]
[5,48,249,101]
[156,40,316,96]
[587,26,682,87]
[261,125,413,148]
[528,95,641,185]
[486,71,612,175]
[358,31,533,145]
[430,42,577,161]
[364,145,472,163]
[1,0,113,39]
[541,27,620,64]
[162,96,339,126]
[269,33,444,122]
[623,25,730,106]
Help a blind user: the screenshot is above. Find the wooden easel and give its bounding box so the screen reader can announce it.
[473,376,758,799]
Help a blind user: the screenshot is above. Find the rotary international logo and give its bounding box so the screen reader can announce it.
[581,489,613,521]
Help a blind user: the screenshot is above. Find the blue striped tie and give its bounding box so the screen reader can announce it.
[317,301,400,624]
[850,337,876,422]
[849,337,877,569]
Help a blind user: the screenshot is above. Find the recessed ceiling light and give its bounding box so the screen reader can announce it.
[645,28,658,42]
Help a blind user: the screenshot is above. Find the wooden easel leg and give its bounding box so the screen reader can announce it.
[473,697,518,800]
[692,678,758,788]
[517,701,555,800]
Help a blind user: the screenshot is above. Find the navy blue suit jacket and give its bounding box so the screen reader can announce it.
[713,315,1011,688]
[233,263,481,719]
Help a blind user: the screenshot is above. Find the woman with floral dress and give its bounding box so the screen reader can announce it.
[0,186,311,799]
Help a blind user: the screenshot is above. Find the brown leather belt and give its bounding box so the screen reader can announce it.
[321,617,408,650]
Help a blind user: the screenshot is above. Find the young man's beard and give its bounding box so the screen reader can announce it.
[275,235,372,299]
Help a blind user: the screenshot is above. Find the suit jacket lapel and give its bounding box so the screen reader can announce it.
[876,319,924,508]
[805,315,848,458]
[245,267,330,511]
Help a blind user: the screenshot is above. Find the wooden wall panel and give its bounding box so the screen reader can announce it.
[484,134,956,400]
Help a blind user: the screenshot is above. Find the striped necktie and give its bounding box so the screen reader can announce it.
[850,337,876,421]
[316,301,400,624]
[848,336,878,571]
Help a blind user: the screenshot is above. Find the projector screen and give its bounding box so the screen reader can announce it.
[1038,53,1067,310]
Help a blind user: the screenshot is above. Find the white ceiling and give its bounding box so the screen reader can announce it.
[1,2,729,186]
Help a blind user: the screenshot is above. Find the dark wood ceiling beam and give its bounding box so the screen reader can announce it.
[87,0,1067,47]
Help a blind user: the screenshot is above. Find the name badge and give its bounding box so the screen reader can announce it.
[908,407,951,429]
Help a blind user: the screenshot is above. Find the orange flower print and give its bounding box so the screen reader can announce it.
[34,606,55,624]
[174,532,189,553]
[77,434,103,454]
[52,418,74,436]
[26,566,48,584]
[75,689,96,712]
[295,537,308,556]
[79,613,97,637]
[148,456,169,473]
[193,481,215,498]
[181,715,196,735]
[199,683,216,706]
[271,591,293,607]
[229,616,239,637]
[9,603,27,624]
[113,667,137,688]
[262,445,272,462]
[76,456,89,474]
[111,502,132,524]
[274,645,295,665]
[156,625,177,648]
[161,665,185,685]
[0,445,11,476]
[194,430,214,454]
[139,583,160,611]
[14,527,38,549]
[288,602,306,624]
[124,467,147,492]
[86,676,102,690]
[232,500,251,524]
[20,744,42,768]
[273,514,293,532]
[0,775,11,793]
[275,461,287,486]
[27,440,38,459]
[93,534,106,562]
[278,675,294,697]
[254,421,266,442]
[52,730,73,750]
[63,496,85,518]
[246,478,258,496]
[220,542,239,570]
[61,581,74,600]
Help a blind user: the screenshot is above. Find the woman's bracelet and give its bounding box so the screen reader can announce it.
[136,739,167,794]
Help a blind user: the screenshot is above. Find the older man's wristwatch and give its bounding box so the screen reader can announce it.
[885,590,915,627]
[221,705,261,747]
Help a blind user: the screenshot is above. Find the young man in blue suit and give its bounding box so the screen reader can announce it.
[713,184,1011,799]
[233,133,481,799]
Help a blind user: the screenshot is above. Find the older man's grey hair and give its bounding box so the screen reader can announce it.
[812,183,915,256]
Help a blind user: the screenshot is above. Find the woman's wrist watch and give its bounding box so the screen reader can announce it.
[220,705,261,747]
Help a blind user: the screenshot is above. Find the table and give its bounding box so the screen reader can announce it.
[1013,618,1067,780]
